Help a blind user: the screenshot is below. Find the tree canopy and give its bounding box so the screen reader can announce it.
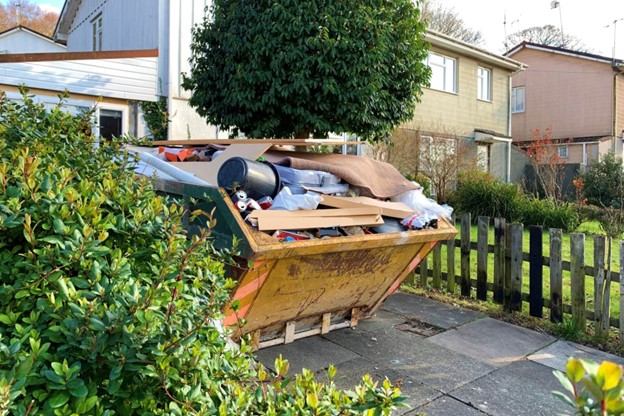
[182,0,430,141]
[0,0,59,37]
[505,25,590,52]
[421,0,484,46]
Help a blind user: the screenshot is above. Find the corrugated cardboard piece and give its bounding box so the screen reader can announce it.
[319,195,413,219]
[248,208,383,231]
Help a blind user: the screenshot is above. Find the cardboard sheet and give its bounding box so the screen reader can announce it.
[319,195,413,219]
[249,207,384,231]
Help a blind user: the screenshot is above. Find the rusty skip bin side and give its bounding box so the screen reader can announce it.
[154,179,457,348]
[219,195,457,346]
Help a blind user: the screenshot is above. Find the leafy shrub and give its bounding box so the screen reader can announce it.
[450,171,524,221]
[553,357,624,415]
[0,89,405,415]
[521,197,580,232]
[580,152,624,209]
[451,171,579,231]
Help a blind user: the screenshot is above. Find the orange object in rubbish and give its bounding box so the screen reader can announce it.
[158,146,196,162]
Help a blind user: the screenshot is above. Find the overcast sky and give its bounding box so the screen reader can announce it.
[9,0,624,58]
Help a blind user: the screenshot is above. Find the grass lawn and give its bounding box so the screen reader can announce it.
[425,220,623,320]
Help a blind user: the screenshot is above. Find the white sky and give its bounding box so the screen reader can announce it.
[9,0,624,59]
[438,0,624,58]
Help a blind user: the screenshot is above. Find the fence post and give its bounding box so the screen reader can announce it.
[570,233,586,329]
[550,229,563,323]
[420,256,428,288]
[446,220,456,294]
[529,225,543,318]
[477,216,489,301]
[594,235,607,337]
[493,218,506,304]
[432,243,442,289]
[503,224,512,309]
[509,224,524,312]
[620,241,624,344]
[461,213,471,297]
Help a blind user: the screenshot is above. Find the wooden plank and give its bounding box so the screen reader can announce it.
[602,239,613,334]
[509,223,524,312]
[321,313,331,334]
[151,139,364,146]
[284,321,296,344]
[570,233,586,329]
[249,207,382,219]
[319,195,413,219]
[350,308,360,327]
[620,240,624,343]
[504,223,512,310]
[254,213,384,231]
[550,229,563,323]
[594,236,607,337]
[420,256,429,288]
[432,243,442,289]
[446,225,456,294]
[477,216,489,301]
[529,225,543,318]
[460,213,471,297]
[251,330,261,351]
[493,218,506,304]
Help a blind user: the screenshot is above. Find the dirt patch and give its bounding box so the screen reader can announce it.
[395,319,444,337]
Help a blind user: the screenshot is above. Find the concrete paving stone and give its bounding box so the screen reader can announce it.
[325,326,496,392]
[528,339,624,372]
[428,317,556,367]
[313,356,380,390]
[450,360,572,416]
[254,335,359,375]
[381,292,484,329]
[412,396,486,416]
[369,368,444,414]
[358,309,408,333]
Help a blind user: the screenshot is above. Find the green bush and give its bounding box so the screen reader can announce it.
[0,89,405,414]
[579,152,624,209]
[450,171,524,222]
[451,171,579,231]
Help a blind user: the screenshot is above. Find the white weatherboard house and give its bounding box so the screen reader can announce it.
[0,26,66,54]
[52,0,222,140]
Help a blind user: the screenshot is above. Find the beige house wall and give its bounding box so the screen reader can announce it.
[511,48,615,141]
[618,75,624,138]
[405,44,512,137]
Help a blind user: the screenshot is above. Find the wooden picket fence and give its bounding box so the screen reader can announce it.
[415,213,624,341]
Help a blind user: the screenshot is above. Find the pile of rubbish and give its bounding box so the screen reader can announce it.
[131,142,453,243]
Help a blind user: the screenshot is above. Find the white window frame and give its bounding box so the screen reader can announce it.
[92,13,103,51]
[511,86,525,113]
[426,52,457,93]
[477,66,491,101]
[558,145,569,158]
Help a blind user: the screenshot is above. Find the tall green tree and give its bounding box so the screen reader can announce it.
[182,0,430,141]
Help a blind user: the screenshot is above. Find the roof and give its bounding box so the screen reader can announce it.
[426,29,527,72]
[0,25,64,46]
[53,0,80,43]
[505,42,624,67]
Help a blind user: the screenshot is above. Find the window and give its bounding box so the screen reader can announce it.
[426,52,456,93]
[92,13,102,51]
[477,66,491,101]
[99,109,122,140]
[558,145,568,158]
[511,86,525,113]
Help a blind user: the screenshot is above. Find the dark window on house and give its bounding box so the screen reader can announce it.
[99,109,122,140]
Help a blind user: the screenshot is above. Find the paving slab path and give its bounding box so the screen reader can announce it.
[255,291,624,415]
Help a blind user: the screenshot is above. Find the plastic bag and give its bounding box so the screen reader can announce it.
[269,187,322,211]
[391,182,453,220]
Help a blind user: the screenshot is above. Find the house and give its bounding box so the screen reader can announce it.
[0,49,158,139]
[393,30,526,183]
[0,25,66,54]
[52,0,223,140]
[506,42,624,166]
